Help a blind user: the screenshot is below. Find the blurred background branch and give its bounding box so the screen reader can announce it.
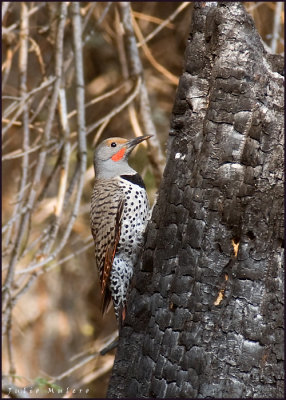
[2,2,284,398]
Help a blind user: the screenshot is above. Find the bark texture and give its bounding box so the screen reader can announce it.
[107,2,284,398]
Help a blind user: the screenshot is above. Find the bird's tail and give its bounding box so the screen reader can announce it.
[118,304,126,330]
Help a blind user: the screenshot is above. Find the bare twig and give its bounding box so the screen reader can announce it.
[55,89,71,217]
[2,142,43,161]
[63,358,114,398]
[35,143,64,203]
[70,330,118,362]
[118,2,165,185]
[6,304,16,382]
[29,92,51,123]
[115,7,145,142]
[2,103,29,138]
[100,337,119,355]
[245,2,265,13]
[2,2,10,22]
[2,76,56,121]
[9,1,89,279]
[62,160,81,209]
[8,1,88,286]
[132,14,179,85]
[15,238,93,277]
[128,104,144,139]
[67,80,128,120]
[28,37,47,79]
[48,331,118,383]
[271,2,283,53]
[81,3,97,32]
[133,10,175,28]
[136,2,190,48]
[86,76,142,135]
[4,3,30,252]
[2,44,20,90]
[50,352,98,382]
[6,273,38,314]
[71,2,87,158]
[40,87,72,257]
[98,2,112,25]
[92,118,110,147]
[10,239,93,313]
[2,2,67,327]
[2,3,45,35]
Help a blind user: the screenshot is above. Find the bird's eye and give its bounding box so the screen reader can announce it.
[111,142,117,148]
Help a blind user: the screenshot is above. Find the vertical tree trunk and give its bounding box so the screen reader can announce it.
[107,2,284,398]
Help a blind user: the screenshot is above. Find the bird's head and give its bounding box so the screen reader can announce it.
[93,135,152,179]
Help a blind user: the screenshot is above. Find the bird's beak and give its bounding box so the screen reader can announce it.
[125,135,152,155]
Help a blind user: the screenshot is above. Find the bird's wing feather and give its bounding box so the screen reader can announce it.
[101,198,124,313]
[90,179,124,314]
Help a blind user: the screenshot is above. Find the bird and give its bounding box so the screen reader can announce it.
[90,135,151,326]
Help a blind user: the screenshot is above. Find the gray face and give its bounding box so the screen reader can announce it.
[94,137,128,162]
[93,137,134,179]
[93,135,151,180]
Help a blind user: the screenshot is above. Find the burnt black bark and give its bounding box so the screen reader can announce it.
[107,2,284,398]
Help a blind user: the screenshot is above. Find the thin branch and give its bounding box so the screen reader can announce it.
[2,2,67,320]
[29,92,51,123]
[71,2,87,157]
[133,10,175,29]
[2,44,20,90]
[2,76,56,121]
[63,358,114,398]
[136,2,190,48]
[86,76,142,135]
[2,3,45,35]
[128,104,144,139]
[47,331,118,383]
[6,304,16,382]
[132,13,179,85]
[115,7,145,142]
[20,228,51,258]
[92,118,110,147]
[40,87,72,257]
[12,1,90,277]
[245,2,265,13]
[2,102,30,138]
[2,2,10,22]
[35,143,63,204]
[118,2,142,76]
[49,352,98,383]
[2,143,42,161]
[81,3,97,32]
[10,1,89,284]
[15,238,93,278]
[5,274,38,316]
[271,2,283,53]
[98,2,112,25]
[55,89,71,217]
[118,2,165,184]
[3,2,30,272]
[67,80,128,120]
[28,37,47,79]
[62,160,81,209]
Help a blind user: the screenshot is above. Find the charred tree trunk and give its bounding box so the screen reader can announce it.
[107,2,284,398]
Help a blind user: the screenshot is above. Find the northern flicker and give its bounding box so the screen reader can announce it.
[90,135,151,325]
